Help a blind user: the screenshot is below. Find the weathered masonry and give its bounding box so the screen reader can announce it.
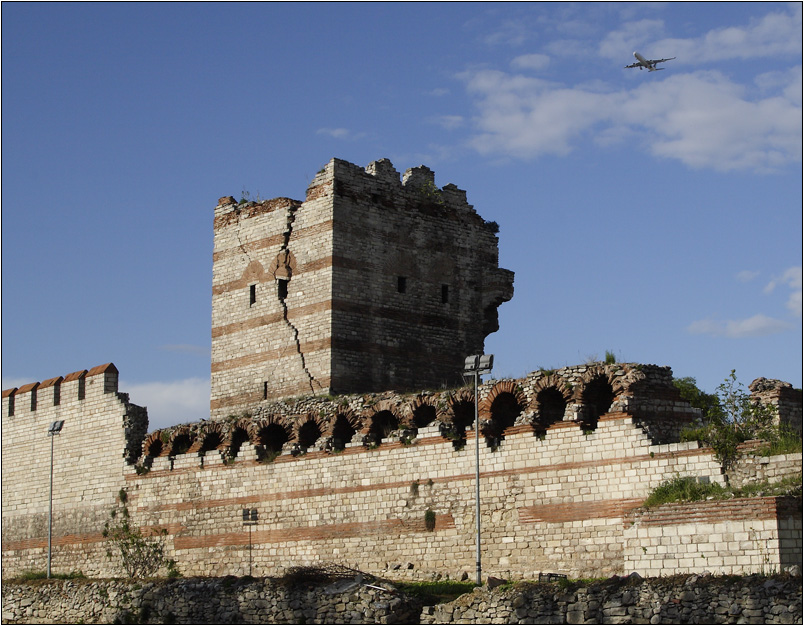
[211,158,514,418]
[1,157,801,584]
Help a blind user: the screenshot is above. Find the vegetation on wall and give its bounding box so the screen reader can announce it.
[643,474,802,508]
[103,489,179,579]
[675,370,800,468]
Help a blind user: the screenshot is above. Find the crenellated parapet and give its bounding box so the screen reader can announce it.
[1,363,148,466]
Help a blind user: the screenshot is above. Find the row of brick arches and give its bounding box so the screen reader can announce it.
[141,374,622,462]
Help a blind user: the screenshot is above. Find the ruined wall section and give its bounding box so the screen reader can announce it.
[210,157,514,416]
[328,158,514,393]
[1,364,147,575]
[750,377,803,435]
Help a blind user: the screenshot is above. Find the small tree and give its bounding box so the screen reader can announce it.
[103,489,178,578]
[681,370,779,469]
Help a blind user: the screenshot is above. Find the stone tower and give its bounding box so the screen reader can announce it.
[210,158,514,418]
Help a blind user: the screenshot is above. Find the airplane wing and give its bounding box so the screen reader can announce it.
[649,57,676,64]
[624,62,642,69]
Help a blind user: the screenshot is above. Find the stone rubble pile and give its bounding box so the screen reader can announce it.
[421,572,803,625]
[1,576,422,625]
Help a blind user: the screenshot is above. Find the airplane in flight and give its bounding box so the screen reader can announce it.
[625,51,676,72]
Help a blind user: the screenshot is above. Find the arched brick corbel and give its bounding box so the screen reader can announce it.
[167,427,195,456]
[324,407,362,437]
[360,399,403,434]
[573,365,625,403]
[197,422,226,454]
[407,394,443,428]
[143,431,166,458]
[478,380,527,422]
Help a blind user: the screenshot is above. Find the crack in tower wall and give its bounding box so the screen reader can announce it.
[276,204,319,395]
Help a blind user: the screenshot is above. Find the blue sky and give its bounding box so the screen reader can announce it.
[2,2,801,431]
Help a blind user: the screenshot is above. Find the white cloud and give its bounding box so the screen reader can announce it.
[122,377,210,432]
[432,115,464,130]
[736,270,760,283]
[459,66,801,171]
[623,71,802,172]
[687,314,791,338]
[599,19,666,59]
[765,266,803,316]
[600,6,801,63]
[316,127,351,139]
[511,53,551,71]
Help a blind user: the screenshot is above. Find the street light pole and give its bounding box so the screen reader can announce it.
[47,420,64,579]
[463,354,493,586]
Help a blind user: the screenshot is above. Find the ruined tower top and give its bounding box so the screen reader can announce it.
[210,158,514,418]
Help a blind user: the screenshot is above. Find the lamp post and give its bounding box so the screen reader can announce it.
[463,354,493,586]
[47,420,64,579]
[242,508,258,576]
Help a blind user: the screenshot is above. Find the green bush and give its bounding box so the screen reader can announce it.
[643,476,729,508]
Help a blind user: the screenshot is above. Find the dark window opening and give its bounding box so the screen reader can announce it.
[228,427,250,460]
[277,278,288,300]
[397,276,407,293]
[146,438,163,458]
[487,393,522,435]
[7,396,14,417]
[53,385,60,406]
[263,382,268,400]
[580,376,615,431]
[169,433,193,456]
[330,415,357,451]
[30,391,37,412]
[536,387,567,428]
[77,377,85,401]
[255,423,290,462]
[199,432,224,454]
[412,404,437,428]
[297,420,322,449]
[365,410,399,447]
[249,284,256,306]
[441,284,449,304]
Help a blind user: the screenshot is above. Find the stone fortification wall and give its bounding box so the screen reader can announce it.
[421,573,802,625]
[2,362,800,581]
[3,362,801,581]
[1,364,147,576]
[210,157,514,418]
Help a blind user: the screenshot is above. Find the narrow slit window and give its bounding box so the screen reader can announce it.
[78,377,86,401]
[441,284,449,304]
[277,279,288,300]
[263,382,268,400]
[53,384,61,406]
[249,284,256,306]
[7,395,14,417]
[397,276,407,293]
